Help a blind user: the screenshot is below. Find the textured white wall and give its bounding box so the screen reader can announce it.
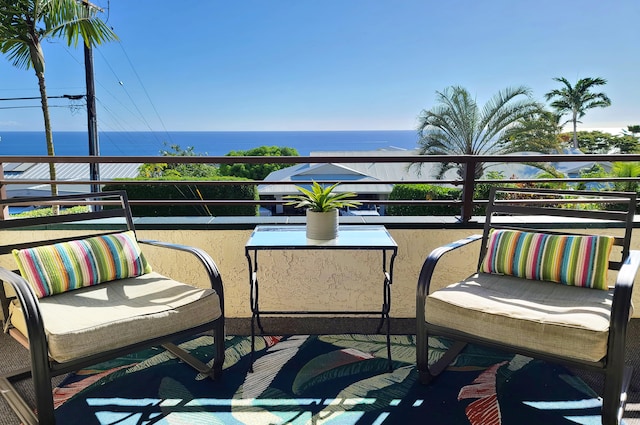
[2,227,639,319]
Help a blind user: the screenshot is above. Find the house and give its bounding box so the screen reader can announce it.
[1,162,141,211]
[259,148,438,215]
[259,147,614,215]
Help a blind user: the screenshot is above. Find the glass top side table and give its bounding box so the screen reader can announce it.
[245,225,398,372]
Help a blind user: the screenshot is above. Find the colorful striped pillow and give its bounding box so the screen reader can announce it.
[13,231,152,298]
[480,229,614,290]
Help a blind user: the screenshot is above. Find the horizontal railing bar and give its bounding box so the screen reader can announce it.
[2,153,640,164]
[0,198,464,207]
[7,198,625,207]
[0,179,463,186]
[123,200,464,206]
[3,177,640,187]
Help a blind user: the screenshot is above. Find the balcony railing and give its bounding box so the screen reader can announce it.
[2,153,640,222]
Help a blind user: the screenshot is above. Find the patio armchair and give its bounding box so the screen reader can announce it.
[416,187,638,425]
[0,191,225,425]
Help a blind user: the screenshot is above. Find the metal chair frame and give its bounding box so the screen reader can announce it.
[0,191,225,425]
[416,187,639,425]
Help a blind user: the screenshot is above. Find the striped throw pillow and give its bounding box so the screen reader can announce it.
[13,231,152,298]
[480,229,614,290]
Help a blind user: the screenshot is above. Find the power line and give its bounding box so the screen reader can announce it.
[0,104,84,110]
[0,94,84,101]
[116,42,174,144]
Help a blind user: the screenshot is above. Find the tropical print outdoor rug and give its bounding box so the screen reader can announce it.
[53,334,611,424]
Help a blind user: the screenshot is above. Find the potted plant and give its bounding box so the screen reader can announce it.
[285,181,361,240]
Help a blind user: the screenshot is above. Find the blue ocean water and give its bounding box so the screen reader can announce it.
[0,130,419,157]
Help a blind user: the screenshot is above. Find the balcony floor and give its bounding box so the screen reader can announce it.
[1,318,639,424]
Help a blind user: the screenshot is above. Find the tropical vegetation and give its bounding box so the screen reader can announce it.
[415,85,543,179]
[0,0,117,203]
[544,77,611,149]
[220,146,299,180]
[500,110,563,153]
[138,144,219,178]
[567,130,639,154]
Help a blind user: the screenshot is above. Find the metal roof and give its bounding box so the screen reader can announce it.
[258,147,611,198]
[259,148,438,197]
[3,162,141,180]
[2,162,141,198]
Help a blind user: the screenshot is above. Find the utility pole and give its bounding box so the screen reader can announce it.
[83,0,100,196]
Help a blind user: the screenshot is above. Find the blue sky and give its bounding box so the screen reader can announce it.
[0,0,638,133]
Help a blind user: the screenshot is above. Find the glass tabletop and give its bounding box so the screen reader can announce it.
[246,225,397,249]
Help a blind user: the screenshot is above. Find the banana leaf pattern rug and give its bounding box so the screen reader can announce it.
[53,334,612,424]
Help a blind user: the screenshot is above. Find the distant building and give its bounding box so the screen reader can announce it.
[259,148,440,215]
[259,147,613,215]
[1,162,141,199]
[487,148,612,180]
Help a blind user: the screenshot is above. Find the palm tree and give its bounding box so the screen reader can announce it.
[0,0,117,203]
[544,77,611,149]
[416,85,542,179]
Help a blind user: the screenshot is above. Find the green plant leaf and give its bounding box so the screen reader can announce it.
[283,180,361,212]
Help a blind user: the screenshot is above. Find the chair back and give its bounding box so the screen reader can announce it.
[0,191,135,323]
[479,187,636,273]
[0,191,135,255]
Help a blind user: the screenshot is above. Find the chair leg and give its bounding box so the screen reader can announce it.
[601,365,631,425]
[30,340,56,424]
[422,340,467,384]
[416,323,467,385]
[35,376,55,425]
[212,319,225,379]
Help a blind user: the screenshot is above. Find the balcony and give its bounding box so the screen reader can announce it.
[2,153,640,318]
[1,153,640,423]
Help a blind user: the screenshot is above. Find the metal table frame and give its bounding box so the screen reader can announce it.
[245,225,398,372]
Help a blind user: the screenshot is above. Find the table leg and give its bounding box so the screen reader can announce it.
[386,311,392,372]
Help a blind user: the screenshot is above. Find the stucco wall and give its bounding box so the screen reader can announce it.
[3,226,637,319]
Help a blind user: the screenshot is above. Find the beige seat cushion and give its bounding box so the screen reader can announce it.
[9,272,221,363]
[425,272,613,363]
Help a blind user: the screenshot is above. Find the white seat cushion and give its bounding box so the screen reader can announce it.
[425,272,613,363]
[9,272,221,363]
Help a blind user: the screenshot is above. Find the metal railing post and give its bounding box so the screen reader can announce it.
[0,164,8,220]
[460,159,476,223]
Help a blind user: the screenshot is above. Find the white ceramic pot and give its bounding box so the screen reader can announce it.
[306,209,339,240]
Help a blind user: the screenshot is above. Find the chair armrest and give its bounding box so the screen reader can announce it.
[416,234,482,312]
[0,267,50,370]
[610,250,640,342]
[416,234,482,299]
[137,239,224,313]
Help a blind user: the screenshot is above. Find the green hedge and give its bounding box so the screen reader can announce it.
[104,177,258,216]
[386,183,523,216]
[386,184,462,216]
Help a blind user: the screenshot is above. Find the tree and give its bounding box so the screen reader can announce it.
[0,0,117,202]
[566,131,639,154]
[544,77,611,149]
[138,143,219,178]
[219,146,299,180]
[623,125,640,140]
[499,110,564,153]
[415,85,542,179]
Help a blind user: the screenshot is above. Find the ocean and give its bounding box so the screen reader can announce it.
[0,130,420,157]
